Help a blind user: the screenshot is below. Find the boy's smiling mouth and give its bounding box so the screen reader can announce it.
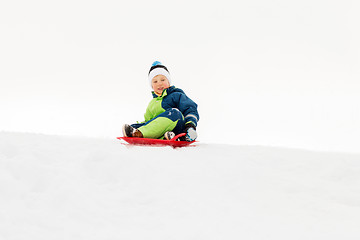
[151,75,170,96]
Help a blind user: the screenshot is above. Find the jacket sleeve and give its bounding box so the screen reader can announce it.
[177,93,199,127]
[143,101,153,122]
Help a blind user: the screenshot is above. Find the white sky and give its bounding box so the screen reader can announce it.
[1,0,359,153]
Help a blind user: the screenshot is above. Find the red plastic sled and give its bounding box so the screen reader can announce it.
[117,133,196,148]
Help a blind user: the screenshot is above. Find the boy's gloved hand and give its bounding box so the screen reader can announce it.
[185,123,197,142]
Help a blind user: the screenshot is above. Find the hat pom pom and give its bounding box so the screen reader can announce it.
[152,61,162,66]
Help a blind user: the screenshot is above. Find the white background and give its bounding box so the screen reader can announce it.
[1,0,359,153]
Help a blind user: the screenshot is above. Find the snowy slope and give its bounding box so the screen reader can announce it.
[1,132,360,240]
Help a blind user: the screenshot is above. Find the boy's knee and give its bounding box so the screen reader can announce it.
[169,108,183,118]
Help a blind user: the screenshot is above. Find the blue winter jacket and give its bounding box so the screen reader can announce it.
[144,86,199,127]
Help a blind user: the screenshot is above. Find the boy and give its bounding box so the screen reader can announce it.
[122,61,199,141]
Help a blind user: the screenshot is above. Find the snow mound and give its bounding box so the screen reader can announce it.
[1,132,360,240]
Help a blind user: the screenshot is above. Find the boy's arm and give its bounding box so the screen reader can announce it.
[135,101,152,124]
[178,93,199,128]
[143,104,153,123]
[178,93,199,141]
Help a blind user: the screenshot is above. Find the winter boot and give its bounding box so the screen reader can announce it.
[122,124,144,138]
[164,131,176,140]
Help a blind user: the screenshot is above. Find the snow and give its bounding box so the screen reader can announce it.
[1,132,360,239]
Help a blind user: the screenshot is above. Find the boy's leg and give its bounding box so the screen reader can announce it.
[131,123,146,129]
[138,108,185,139]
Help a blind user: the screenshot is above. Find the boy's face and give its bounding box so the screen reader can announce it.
[151,75,170,96]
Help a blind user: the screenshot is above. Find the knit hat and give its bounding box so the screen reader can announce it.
[148,61,172,87]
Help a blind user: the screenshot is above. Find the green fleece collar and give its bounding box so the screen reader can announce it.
[151,86,173,99]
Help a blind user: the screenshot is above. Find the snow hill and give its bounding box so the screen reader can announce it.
[1,132,360,240]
